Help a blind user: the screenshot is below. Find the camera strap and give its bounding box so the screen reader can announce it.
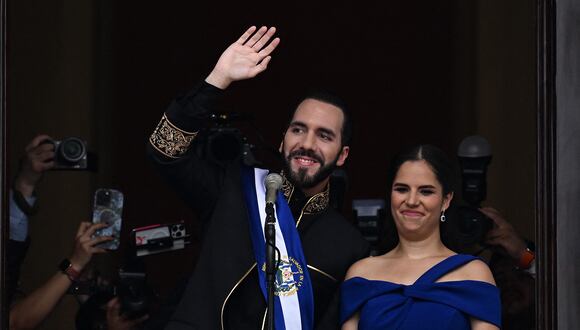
[11,185,39,217]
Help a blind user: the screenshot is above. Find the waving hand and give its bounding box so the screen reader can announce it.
[206,26,280,89]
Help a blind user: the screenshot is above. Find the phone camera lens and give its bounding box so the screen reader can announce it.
[97,192,112,206]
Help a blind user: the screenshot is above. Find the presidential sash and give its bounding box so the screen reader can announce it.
[242,166,314,330]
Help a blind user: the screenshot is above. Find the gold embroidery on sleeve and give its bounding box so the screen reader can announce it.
[149,113,198,158]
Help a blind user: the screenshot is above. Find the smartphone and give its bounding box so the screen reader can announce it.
[132,222,189,256]
[92,188,123,250]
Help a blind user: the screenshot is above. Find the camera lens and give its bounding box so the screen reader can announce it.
[453,205,492,246]
[59,137,86,163]
[96,190,112,206]
[207,129,242,162]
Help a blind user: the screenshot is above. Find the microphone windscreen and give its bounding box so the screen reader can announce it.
[265,173,283,190]
[265,173,284,204]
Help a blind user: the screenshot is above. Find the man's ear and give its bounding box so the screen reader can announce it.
[336,146,349,167]
[278,139,284,153]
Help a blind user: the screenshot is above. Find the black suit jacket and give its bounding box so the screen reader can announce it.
[147,82,369,329]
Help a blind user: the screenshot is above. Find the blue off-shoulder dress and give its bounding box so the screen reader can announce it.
[340,254,501,329]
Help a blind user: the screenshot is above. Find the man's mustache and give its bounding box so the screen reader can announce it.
[287,148,324,164]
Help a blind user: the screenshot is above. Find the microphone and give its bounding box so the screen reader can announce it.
[263,173,282,330]
[264,173,283,205]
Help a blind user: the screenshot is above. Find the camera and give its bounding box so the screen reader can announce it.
[448,203,493,248]
[132,222,190,257]
[448,135,494,248]
[195,112,260,166]
[206,127,245,163]
[353,199,387,256]
[116,267,156,319]
[73,265,156,329]
[43,137,90,170]
[72,220,193,329]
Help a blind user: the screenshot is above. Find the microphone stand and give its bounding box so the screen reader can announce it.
[265,202,277,330]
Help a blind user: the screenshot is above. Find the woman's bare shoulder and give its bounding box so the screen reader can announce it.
[449,258,496,285]
[345,252,396,280]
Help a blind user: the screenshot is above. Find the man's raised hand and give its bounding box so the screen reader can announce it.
[206,26,280,89]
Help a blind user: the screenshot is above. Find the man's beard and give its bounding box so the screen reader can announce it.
[283,148,340,189]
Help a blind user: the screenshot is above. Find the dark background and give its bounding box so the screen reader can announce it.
[106,0,464,295]
[6,1,536,328]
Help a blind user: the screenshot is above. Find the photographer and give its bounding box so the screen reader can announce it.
[446,135,536,329]
[9,222,113,329]
[481,207,535,273]
[7,134,55,304]
[479,207,536,329]
[74,256,154,330]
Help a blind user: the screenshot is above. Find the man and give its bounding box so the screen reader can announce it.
[8,134,55,304]
[480,207,536,329]
[8,134,124,329]
[147,26,369,329]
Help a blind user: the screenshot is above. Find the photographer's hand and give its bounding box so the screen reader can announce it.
[13,134,55,197]
[205,26,280,89]
[480,207,527,261]
[69,222,114,271]
[9,222,113,330]
[106,297,149,330]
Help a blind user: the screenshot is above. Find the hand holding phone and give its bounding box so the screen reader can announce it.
[92,188,123,250]
[69,222,115,270]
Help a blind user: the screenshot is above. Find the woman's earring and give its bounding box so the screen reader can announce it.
[440,210,446,222]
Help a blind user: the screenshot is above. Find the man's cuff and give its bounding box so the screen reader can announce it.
[149,113,198,158]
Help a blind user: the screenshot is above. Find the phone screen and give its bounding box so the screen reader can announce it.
[92,188,123,250]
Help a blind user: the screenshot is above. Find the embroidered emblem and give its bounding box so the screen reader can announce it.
[280,171,329,214]
[303,184,329,214]
[149,114,197,158]
[262,256,304,297]
[280,172,295,201]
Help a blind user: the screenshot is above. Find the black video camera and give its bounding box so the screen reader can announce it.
[72,263,157,329]
[352,199,387,256]
[43,137,93,170]
[196,112,259,166]
[116,267,156,319]
[448,136,494,248]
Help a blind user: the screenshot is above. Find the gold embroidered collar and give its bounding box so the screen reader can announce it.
[280,172,329,214]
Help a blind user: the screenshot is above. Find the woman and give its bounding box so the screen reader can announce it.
[341,145,501,330]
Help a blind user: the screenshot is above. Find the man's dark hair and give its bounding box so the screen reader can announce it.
[288,90,353,147]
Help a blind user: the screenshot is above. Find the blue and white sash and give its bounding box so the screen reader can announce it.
[242,166,314,330]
